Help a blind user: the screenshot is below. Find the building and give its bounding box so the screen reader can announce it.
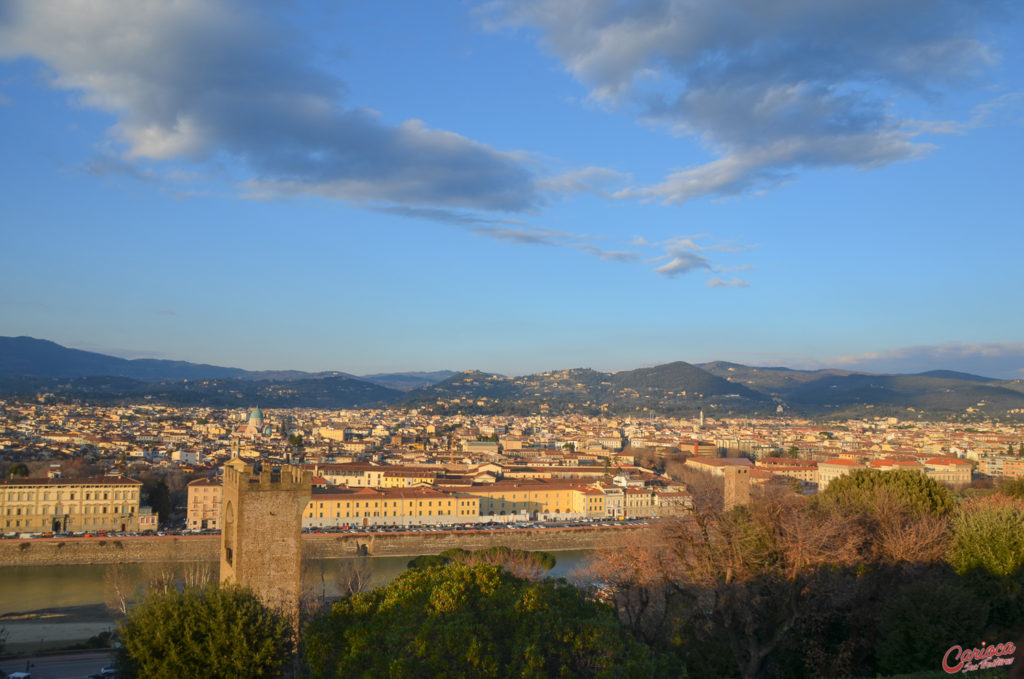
[187,477,222,530]
[683,456,753,476]
[1,475,143,534]
[304,486,478,528]
[754,458,819,484]
[817,458,863,490]
[922,457,973,487]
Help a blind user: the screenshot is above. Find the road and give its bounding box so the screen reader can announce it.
[0,650,113,678]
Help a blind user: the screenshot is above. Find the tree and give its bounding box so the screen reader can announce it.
[998,477,1024,500]
[408,547,557,581]
[819,469,956,516]
[303,563,671,679]
[104,563,139,617]
[786,445,799,459]
[116,585,293,679]
[876,579,989,674]
[7,462,29,478]
[141,477,171,526]
[948,495,1024,578]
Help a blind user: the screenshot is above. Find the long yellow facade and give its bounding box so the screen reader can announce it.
[1,476,143,533]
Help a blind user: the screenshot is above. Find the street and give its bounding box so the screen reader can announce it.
[1,650,114,679]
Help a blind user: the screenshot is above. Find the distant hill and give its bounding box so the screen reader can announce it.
[361,371,458,391]
[3,336,1023,416]
[913,369,998,382]
[0,337,453,390]
[612,361,764,399]
[0,336,254,381]
[402,362,769,416]
[700,361,1024,417]
[699,361,857,390]
[0,374,403,409]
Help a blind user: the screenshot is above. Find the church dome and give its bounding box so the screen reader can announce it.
[248,406,264,423]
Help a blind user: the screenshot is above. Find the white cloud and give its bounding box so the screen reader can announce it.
[492,0,1013,204]
[0,1,539,212]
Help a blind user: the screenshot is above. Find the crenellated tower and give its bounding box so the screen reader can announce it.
[220,459,312,626]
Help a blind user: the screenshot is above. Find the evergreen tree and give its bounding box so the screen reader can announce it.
[116,585,293,679]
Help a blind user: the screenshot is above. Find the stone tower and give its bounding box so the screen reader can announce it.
[220,459,312,625]
[722,465,750,510]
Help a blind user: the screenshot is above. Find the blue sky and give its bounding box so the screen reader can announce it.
[1,0,1023,378]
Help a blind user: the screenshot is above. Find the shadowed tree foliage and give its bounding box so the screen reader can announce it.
[876,578,990,674]
[303,562,674,679]
[116,585,293,679]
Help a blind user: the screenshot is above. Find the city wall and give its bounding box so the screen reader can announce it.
[0,526,640,567]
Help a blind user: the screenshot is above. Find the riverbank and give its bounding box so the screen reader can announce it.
[0,524,637,566]
[0,604,115,654]
[0,548,595,654]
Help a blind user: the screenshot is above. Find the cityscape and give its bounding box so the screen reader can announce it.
[2,0,1024,677]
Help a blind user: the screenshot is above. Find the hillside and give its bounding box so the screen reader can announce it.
[402,363,769,416]
[0,374,403,409]
[0,337,450,392]
[2,337,1023,416]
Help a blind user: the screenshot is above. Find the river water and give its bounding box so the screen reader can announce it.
[0,549,595,616]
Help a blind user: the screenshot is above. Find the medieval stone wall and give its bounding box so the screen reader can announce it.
[0,525,639,567]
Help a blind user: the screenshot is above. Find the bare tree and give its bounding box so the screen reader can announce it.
[181,561,214,590]
[868,488,951,563]
[141,561,178,595]
[580,529,675,646]
[335,557,373,598]
[104,563,138,617]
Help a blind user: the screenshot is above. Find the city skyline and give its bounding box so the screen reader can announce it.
[2,1,1023,377]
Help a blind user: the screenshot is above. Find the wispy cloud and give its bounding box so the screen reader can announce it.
[367,203,643,264]
[570,243,639,262]
[538,166,631,197]
[491,0,1015,204]
[910,91,1024,135]
[84,154,155,182]
[707,277,749,288]
[828,342,1024,379]
[654,251,712,277]
[635,235,757,281]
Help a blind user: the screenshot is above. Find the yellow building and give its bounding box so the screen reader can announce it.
[1,475,143,534]
[466,480,606,519]
[186,477,222,530]
[312,463,439,488]
[304,486,478,527]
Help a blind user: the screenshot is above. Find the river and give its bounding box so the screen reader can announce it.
[0,549,595,616]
